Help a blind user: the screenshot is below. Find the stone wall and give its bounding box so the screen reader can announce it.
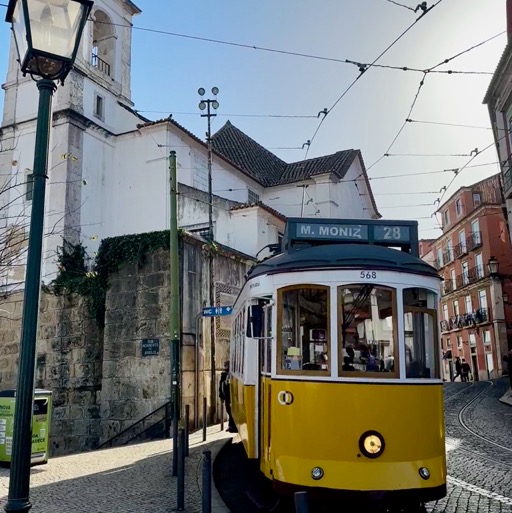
[0,292,103,455]
[0,233,252,455]
[99,236,251,443]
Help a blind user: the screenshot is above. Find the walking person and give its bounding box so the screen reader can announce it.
[461,359,471,382]
[219,361,237,433]
[452,356,462,382]
[503,349,512,390]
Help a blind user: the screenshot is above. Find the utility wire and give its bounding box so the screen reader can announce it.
[384,0,417,11]
[304,0,445,158]
[406,119,492,130]
[364,29,503,175]
[135,110,317,119]
[93,17,495,78]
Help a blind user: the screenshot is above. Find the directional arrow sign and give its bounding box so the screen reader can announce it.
[202,306,233,317]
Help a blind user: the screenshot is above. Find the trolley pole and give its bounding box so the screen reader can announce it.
[169,151,181,476]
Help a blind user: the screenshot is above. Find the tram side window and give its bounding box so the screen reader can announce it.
[338,285,397,376]
[278,286,329,373]
[403,288,439,379]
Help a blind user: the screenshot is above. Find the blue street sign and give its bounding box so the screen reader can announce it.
[202,306,233,317]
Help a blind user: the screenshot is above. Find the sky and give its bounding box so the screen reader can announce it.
[0,0,508,239]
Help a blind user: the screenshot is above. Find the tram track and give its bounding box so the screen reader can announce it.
[444,380,512,470]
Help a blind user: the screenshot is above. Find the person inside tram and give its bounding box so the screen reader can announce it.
[342,356,355,371]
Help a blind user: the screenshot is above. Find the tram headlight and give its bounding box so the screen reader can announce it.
[359,431,385,459]
[311,467,324,480]
[419,467,430,480]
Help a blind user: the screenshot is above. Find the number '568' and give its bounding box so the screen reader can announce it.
[360,271,377,279]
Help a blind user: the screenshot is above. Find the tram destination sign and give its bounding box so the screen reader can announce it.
[293,221,412,243]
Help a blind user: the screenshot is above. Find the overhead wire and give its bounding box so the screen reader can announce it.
[304,0,445,159]
[384,0,418,12]
[363,29,505,176]
[406,119,493,130]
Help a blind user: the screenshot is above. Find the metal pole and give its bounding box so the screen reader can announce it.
[202,450,212,513]
[177,428,185,511]
[5,79,56,513]
[206,104,216,423]
[185,405,190,457]
[202,397,207,442]
[294,491,309,513]
[169,150,181,477]
[220,400,224,432]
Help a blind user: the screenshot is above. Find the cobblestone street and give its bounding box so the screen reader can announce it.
[0,425,232,513]
[427,377,512,513]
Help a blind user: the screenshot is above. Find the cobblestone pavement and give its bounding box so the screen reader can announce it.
[0,424,233,513]
[426,377,512,513]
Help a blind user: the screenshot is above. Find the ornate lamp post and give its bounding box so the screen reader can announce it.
[487,256,500,277]
[4,1,92,512]
[198,87,219,421]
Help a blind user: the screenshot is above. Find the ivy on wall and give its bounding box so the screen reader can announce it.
[51,229,230,327]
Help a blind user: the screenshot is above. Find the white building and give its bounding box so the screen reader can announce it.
[0,0,380,291]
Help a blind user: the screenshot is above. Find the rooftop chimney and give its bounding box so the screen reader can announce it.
[508,0,512,42]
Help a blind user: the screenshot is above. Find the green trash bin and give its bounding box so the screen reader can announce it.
[0,389,52,466]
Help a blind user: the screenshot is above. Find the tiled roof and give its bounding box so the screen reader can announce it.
[279,149,357,185]
[211,121,287,186]
[211,121,357,187]
[230,202,287,222]
[483,41,512,104]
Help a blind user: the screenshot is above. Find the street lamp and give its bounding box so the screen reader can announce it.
[198,86,219,422]
[487,256,500,278]
[4,1,92,512]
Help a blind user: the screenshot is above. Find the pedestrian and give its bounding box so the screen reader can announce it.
[461,359,471,382]
[503,349,512,390]
[219,361,237,433]
[452,356,462,382]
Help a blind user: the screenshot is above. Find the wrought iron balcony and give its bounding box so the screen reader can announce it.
[453,241,467,259]
[455,265,485,289]
[466,231,482,251]
[442,279,455,295]
[503,166,512,196]
[443,249,454,264]
[443,308,489,331]
[91,53,111,76]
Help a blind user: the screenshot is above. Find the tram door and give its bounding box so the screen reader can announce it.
[259,304,273,477]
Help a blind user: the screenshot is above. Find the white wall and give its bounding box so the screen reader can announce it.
[262,156,378,220]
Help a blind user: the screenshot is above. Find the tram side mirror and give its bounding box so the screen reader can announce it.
[247,305,263,338]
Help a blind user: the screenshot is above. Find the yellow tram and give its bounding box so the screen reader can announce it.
[228,218,447,511]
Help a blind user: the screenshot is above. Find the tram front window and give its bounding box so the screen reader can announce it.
[338,285,397,376]
[278,286,329,373]
[403,288,439,379]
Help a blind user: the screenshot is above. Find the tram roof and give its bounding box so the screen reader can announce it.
[247,243,440,279]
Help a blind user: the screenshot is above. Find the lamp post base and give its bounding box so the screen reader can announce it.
[4,499,32,513]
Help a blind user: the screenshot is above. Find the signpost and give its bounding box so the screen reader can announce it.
[202,306,233,317]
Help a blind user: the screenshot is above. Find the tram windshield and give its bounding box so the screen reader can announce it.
[339,285,397,377]
[279,286,330,373]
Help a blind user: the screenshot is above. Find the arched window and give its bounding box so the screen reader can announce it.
[91,10,115,77]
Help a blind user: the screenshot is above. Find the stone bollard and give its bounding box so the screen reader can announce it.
[177,428,185,511]
[202,450,212,513]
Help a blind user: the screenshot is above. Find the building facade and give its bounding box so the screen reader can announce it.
[431,174,512,381]
[483,0,512,236]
